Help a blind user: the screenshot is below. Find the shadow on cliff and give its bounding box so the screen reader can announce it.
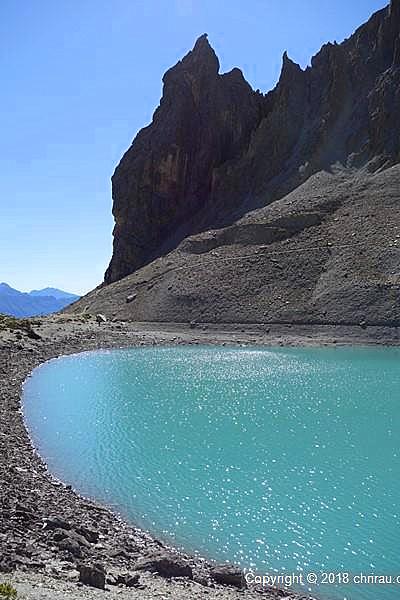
[104,0,400,286]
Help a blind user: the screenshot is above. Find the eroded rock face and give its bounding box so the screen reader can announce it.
[104,4,399,286]
[105,34,263,283]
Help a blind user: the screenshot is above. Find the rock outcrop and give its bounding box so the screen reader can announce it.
[105,2,399,288]
[105,34,264,283]
[69,2,400,327]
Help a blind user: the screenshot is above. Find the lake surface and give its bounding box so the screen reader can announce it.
[23,346,400,600]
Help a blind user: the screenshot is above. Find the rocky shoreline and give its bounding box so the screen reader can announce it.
[1,315,399,599]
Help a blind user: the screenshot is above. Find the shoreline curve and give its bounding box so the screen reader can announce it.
[3,315,398,598]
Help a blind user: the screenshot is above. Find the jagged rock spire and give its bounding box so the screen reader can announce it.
[281,51,301,70]
[181,33,220,75]
[278,50,303,86]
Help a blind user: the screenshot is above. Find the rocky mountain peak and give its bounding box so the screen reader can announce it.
[281,50,299,69]
[163,33,219,85]
[278,51,304,86]
[191,33,218,62]
[104,35,262,284]
[182,33,219,74]
[105,2,400,286]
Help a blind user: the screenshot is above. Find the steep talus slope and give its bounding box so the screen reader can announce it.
[72,164,400,326]
[70,1,400,325]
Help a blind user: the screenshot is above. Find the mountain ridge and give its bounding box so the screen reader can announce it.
[104,0,399,286]
[29,287,78,300]
[0,283,79,317]
[70,2,400,327]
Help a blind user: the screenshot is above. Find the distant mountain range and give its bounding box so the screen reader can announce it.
[0,283,80,317]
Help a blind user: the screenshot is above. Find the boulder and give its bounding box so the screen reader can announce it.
[52,529,68,542]
[54,529,89,549]
[135,551,193,579]
[26,327,41,340]
[57,537,82,558]
[79,563,106,590]
[210,564,247,589]
[125,574,140,587]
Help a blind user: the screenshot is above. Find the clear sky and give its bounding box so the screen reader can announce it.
[0,0,387,295]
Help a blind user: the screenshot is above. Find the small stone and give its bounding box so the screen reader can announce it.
[126,294,137,303]
[0,561,13,573]
[79,564,106,590]
[52,529,68,542]
[193,572,210,586]
[57,537,82,558]
[115,573,140,587]
[45,516,71,530]
[26,327,41,340]
[69,531,90,548]
[106,573,117,585]
[76,526,99,544]
[210,564,247,589]
[15,502,32,513]
[125,574,140,587]
[109,547,130,559]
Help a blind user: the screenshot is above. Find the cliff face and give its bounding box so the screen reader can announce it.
[105,1,400,286]
[105,35,264,283]
[68,3,400,329]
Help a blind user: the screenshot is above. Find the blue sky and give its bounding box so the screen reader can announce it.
[0,0,387,295]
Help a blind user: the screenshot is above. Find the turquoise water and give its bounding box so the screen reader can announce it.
[23,346,400,599]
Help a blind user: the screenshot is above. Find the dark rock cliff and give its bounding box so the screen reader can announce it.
[105,1,399,286]
[105,34,264,283]
[68,2,400,328]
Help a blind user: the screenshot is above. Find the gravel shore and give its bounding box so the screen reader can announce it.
[1,315,398,599]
